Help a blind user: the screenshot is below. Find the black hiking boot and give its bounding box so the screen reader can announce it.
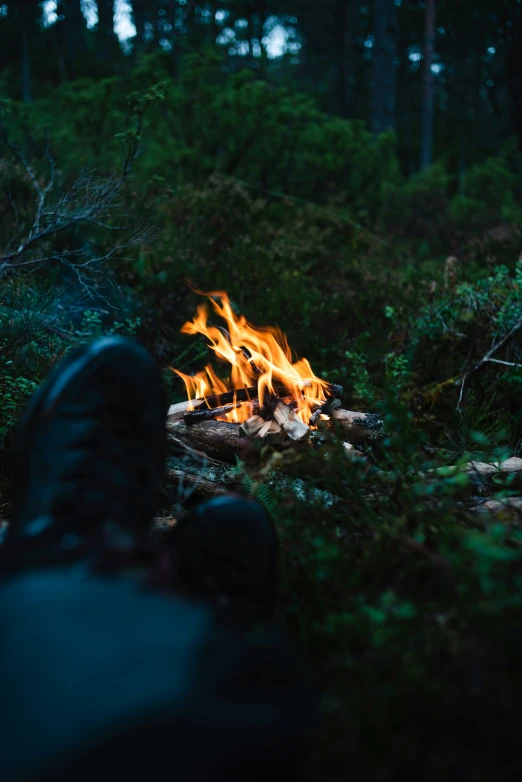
[164,495,278,622]
[1,336,168,571]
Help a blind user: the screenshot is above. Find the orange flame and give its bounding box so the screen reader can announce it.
[171,291,330,424]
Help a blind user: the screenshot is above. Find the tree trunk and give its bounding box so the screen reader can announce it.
[246,0,254,63]
[15,3,40,103]
[97,0,117,42]
[210,0,219,44]
[131,0,156,49]
[336,0,356,118]
[458,131,466,194]
[371,0,397,135]
[421,0,436,169]
[131,0,147,45]
[56,0,88,78]
[506,9,522,151]
[255,0,267,69]
[21,26,31,104]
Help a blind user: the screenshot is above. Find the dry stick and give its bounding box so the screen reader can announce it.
[183,403,241,425]
[486,357,522,369]
[457,314,522,411]
[169,380,317,421]
[167,433,225,467]
[0,103,149,293]
[166,468,229,498]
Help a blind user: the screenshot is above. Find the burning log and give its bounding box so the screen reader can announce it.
[168,382,305,423]
[168,407,381,462]
[168,420,254,464]
[168,387,259,422]
[240,415,266,438]
[309,397,342,426]
[273,400,310,442]
[183,403,241,425]
[239,415,286,445]
[265,420,285,445]
[257,420,274,440]
[168,399,205,422]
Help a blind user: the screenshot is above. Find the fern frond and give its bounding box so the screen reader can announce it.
[253,483,279,518]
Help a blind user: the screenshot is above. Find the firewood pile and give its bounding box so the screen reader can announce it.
[157,291,522,526]
[163,379,384,512]
[159,289,385,508]
[167,383,383,460]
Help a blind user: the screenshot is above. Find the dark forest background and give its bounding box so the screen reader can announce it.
[2,2,522,781]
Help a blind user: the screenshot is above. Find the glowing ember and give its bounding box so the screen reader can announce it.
[171,291,331,425]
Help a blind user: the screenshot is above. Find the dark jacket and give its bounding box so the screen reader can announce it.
[0,568,317,782]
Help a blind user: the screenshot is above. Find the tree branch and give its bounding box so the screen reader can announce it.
[457,314,522,410]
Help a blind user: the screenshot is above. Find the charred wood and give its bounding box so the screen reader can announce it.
[183,403,241,425]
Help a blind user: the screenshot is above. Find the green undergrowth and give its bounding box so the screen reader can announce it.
[236,398,522,781]
[1,60,522,781]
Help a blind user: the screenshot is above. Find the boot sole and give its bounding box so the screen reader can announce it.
[9,337,167,543]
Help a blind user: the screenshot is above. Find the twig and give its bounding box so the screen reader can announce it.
[456,314,522,411]
[486,357,522,369]
[167,433,225,467]
[42,322,76,343]
[0,92,158,290]
[183,403,241,425]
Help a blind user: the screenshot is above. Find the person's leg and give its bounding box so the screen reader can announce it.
[0,336,279,620]
[162,494,278,622]
[0,337,317,782]
[0,336,167,575]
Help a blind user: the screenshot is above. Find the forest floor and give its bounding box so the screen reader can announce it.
[2,67,522,780]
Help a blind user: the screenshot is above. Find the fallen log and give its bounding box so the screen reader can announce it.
[168,407,382,462]
[167,420,254,464]
[466,457,522,479]
[329,410,384,444]
[166,467,230,497]
[310,397,341,426]
[430,458,522,487]
[168,434,226,467]
[472,497,522,515]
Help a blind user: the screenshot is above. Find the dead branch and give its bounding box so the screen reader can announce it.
[168,388,258,422]
[466,457,522,480]
[183,403,241,425]
[0,88,162,296]
[167,433,226,467]
[166,468,230,498]
[457,315,522,410]
[472,497,522,514]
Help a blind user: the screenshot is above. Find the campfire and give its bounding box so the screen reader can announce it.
[167,291,345,445]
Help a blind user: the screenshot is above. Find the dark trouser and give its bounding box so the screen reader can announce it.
[0,551,317,782]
